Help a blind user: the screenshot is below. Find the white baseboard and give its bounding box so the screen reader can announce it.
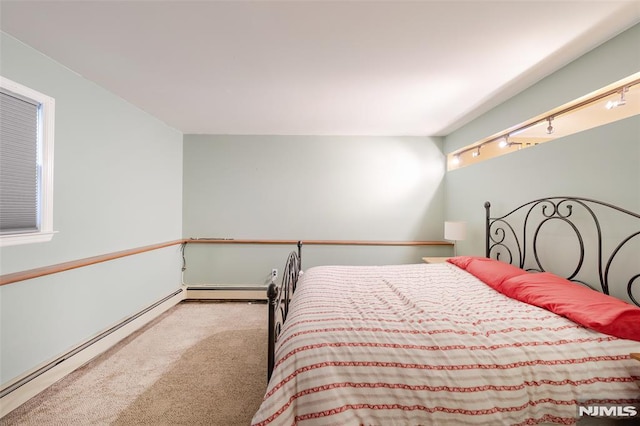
[0,289,185,418]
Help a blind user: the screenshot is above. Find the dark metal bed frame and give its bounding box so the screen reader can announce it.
[485,196,639,307]
[267,242,301,381]
[266,196,640,379]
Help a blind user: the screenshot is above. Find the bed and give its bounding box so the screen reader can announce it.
[253,197,640,425]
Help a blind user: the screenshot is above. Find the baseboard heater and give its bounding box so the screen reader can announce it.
[0,289,183,400]
[185,285,268,301]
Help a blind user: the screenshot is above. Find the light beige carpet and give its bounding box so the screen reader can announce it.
[1,302,268,426]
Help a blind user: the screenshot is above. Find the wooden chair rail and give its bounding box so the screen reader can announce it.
[186,238,452,246]
[0,240,184,286]
[1,238,452,286]
[302,240,452,246]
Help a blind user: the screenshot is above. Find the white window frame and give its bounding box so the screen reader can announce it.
[0,76,56,247]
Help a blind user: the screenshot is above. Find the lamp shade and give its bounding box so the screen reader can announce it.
[444,221,466,241]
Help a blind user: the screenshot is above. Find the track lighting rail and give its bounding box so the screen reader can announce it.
[449,76,639,167]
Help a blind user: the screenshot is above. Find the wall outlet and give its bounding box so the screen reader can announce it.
[271,268,278,279]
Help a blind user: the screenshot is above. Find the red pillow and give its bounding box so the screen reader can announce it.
[448,256,527,291]
[447,256,477,270]
[501,272,640,342]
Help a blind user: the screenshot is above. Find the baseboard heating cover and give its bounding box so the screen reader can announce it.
[0,288,185,417]
[185,285,268,301]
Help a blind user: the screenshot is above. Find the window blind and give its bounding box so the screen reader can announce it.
[0,89,40,234]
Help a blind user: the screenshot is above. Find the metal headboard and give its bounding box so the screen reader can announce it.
[485,196,639,307]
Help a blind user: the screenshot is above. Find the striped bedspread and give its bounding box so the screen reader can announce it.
[252,263,640,425]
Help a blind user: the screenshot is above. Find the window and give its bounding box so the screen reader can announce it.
[0,76,55,247]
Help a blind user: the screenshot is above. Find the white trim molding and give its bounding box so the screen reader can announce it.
[0,231,57,247]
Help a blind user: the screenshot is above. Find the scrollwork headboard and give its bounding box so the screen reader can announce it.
[485,196,639,307]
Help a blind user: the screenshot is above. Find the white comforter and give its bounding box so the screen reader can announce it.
[252,263,640,425]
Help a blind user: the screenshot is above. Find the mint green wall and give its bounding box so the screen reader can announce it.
[182,135,449,285]
[0,33,184,384]
[443,24,640,303]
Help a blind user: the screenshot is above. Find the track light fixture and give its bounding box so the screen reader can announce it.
[605,87,628,110]
[499,135,523,149]
[546,117,554,135]
[450,145,481,165]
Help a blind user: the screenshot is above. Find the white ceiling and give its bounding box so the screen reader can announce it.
[1,0,639,136]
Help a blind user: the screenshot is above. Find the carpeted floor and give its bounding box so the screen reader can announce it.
[1,301,268,426]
